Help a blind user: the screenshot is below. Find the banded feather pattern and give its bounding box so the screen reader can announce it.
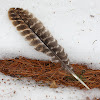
[8,8,90,89]
[8,8,69,65]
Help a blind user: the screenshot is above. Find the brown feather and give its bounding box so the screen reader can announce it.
[8,8,90,89]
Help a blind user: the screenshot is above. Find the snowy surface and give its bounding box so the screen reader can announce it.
[0,0,100,99]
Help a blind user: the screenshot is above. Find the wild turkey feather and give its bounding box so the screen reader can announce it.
[8,8,90,89]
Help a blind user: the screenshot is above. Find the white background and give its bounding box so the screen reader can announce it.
[0,0,100,99]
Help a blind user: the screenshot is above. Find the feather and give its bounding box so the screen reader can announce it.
[8,8,90,89]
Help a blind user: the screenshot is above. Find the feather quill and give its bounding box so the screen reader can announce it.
[8,8,90,89]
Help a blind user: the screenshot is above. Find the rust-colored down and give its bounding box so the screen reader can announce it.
[0,56,100,89]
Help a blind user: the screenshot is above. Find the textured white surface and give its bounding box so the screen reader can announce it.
[0,0,100,99]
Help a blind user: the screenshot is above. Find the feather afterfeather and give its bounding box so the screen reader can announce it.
[8,8,90,89]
